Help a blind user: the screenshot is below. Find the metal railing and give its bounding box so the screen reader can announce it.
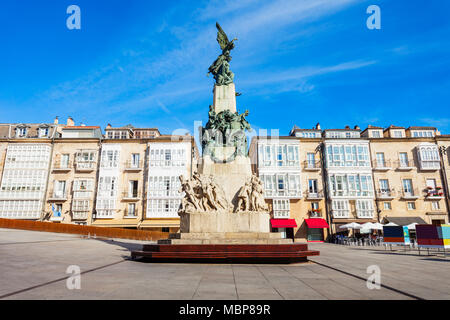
[372,159,392,169]
[376,189,396,198]
[395,159,415,169]
[52,161,72,171]
[124,160,143,170]
[401,188,420,199]
[75,161,96,171]
[306,190,324,199]
[303,160,321,170]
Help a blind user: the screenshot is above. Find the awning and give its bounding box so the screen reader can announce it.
[305,218,329,229]
[271,219,297,228]
[382,216,427,226]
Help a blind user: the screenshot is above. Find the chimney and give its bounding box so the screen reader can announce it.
[345,125,350,129]
[316,123,321,130]
[67,117,74,127]
[354,125,360,130]
[106,124,112,129]
[54,116,59,125]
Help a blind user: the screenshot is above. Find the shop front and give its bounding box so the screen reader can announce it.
[270,219,297,240]
[305,218,329,242]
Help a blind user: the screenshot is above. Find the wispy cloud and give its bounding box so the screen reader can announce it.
[30,0,363,131]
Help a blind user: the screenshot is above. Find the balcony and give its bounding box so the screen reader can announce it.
[332,210,349,218]
[52,161,72,172]
[306,190,324,200]
[303,160,321,171]
[95,209,116,219]
[372,160,392,171]
[425,188,444,200]
[48,190,67,202]
[401,189,420,200]
[122,191,140,201]
[308,209,323,218]
[75,161,96,172]
[124,160,143,172]
[72,211,88,220]
[124,210,138,219]
[357,210,374,219]
[376,189,396,200]
[395,160,415,171]
[273,210,290,219]
[419,161,440,171]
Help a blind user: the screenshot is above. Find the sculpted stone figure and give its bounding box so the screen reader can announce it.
[236,181,252,212]
[179,173,230,214]
[234,175,268,213]
[250,176,268,212]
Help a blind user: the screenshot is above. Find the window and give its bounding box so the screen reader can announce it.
[371,130,381,138]
[308,179,318,194]
[325,143,369,167]
[418,145,440,170]
[307,153,316,168]
[402,179,413,195]
[148,176,181,198]
[407,202,416,210]
[39,127,49,137]
[131,154,140,167]
[127,203,137,216]
[328,174,373,197]
[260,174,301,198]
[98,176,117,197]
[431,201,440,211]
[383,202,391,210]
[376,152,386,167]
[146,199,181,218]
[101,150,119,168]
[61,154,70,168]
[53,181,66,198]
[150,148,186,167]
[356,200,374,218]
[129,181,138,198]
[399,152,409,167]
[273,199,290,218]
[393,130,403,138]
[16,127,27,137]
[332,200,349,218]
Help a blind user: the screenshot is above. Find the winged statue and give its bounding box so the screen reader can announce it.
[208,22,237,86]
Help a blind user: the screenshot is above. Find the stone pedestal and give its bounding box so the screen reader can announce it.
[157,211,293,245]
[199,155,252,207]
[213,83,236,113]
[180,211,270,233]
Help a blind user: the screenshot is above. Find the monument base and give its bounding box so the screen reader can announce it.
[131,244,320,264]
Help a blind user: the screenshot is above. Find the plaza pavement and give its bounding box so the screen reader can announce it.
[0,228,449,300]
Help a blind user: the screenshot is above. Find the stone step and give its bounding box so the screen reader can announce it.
[168,232,285,240]
[158,238,293,245]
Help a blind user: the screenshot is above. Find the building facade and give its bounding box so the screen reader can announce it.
[0,118,449,240]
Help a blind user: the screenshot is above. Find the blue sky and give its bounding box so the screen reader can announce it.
[0,0,449,136]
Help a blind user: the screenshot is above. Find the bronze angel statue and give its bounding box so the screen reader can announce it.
[208,22,237,86]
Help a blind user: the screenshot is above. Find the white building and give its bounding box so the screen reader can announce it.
[0,144,52,219]
[95,144,121,218]
[146,142,191,219]
[253,138,302,219]
[323,129,376,221]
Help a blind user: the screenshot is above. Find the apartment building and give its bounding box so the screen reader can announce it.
[322,127,376,234]
[0,121,62,220]
[92,125,197,232]
[249,124,328,242]
[362,125,448,226]
[44,122,102,224]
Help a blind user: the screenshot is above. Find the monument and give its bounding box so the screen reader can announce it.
[132,23,319,262]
